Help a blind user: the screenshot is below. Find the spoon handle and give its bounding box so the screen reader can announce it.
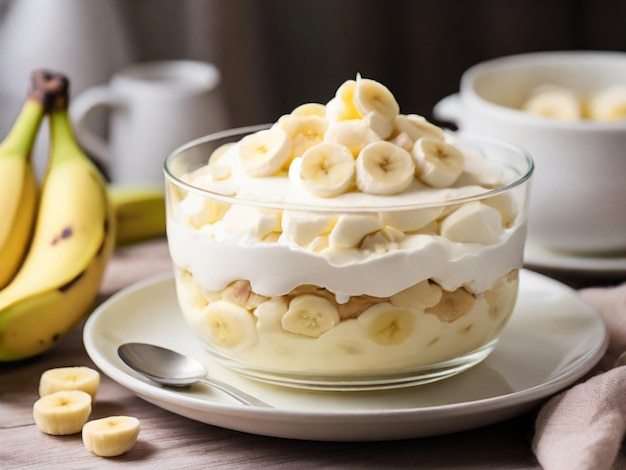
[199,377,272,407]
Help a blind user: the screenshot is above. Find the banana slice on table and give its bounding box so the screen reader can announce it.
[363,111,394,139]
[82,416,140,457]
[521,86,583,120]
[412,137,464,188]
[353,75,400,121]
[587,85,626,121]
[299,142,355,197]
[324,119,380,156]
[281,294,340,338]
[357,303,416,345]
[33,390,92,435]
[356,141,415,195]
[39,366,100,400]
[202,300,258,349]
[238,128,291,177]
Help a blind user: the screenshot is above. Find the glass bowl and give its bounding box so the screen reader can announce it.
[164,125,534,391]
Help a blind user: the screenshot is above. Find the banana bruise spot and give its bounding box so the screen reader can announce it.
[58,271,85,293]
[51,226,73,245]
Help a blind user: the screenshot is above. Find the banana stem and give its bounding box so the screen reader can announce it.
[0,69,68,156]
[0,100,45,156]
[48,109,84,165]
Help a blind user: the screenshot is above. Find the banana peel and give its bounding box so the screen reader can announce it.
[109,186,166,246]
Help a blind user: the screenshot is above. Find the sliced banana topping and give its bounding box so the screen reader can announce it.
[82,416,140,457]
[394,114,445,142]
[291,102,326,118]
[353,75,399,121]
[281,294,340,338]
[238,128,291,177]
[324,119,380,156]
[326,79,361,122]
[275,115,328,160]
[39,366,100,401]
[355,141,415,195]
[299,142,355,197]
[412,137,464,188]
[33,390,92,435]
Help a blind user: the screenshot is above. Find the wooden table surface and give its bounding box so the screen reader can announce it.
[1,239,622,469]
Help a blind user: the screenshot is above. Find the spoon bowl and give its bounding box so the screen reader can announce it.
[117,342,271,407]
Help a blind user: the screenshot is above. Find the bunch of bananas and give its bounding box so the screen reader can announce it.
[0,70,165,362]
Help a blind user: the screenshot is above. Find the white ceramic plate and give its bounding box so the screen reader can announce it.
[524,240,626,275]
[84,269,607,442]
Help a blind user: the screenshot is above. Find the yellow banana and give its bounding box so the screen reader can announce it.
[0,72,48,288]
[110,186,166,246]
[0,71,116,361]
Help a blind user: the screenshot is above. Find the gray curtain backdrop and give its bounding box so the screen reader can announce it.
[2,0,626,132]
[116,0,626,129]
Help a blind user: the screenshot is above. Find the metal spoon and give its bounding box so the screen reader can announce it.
[117,342,271,407]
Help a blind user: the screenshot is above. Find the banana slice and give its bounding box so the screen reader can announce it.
[82,416,141,457]
[238,128,291,177]
[393,114,445,142]
[291,102,326,118]
[380,206,444,232]
[324,119,380,157]
[33,390,92,435]
[353,75,399,121]
[328,214,383,249]
[208,142,236,165]
[388,132,414,151]
[357,303,416,345]
[364,111,394,139]
[522,86,583,120]
[180,192,230,228]
[587,85,626,121]
[326,79,361,122]
[202,300,258,349]
[390,280,443,309]
[39,366,100,401]
[440,202,503,245]
[360,225,405,253]
[355,141,415,195]
[412,137,464,188]
[275,115,328,160]
[280,210,337,246]
[481,193,518,228]
[253,298,289,333]
[219,204,282,240]
[299,142,355,198]
[281,294,340,338]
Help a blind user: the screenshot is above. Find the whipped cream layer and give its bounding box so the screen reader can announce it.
[168,220,525,299]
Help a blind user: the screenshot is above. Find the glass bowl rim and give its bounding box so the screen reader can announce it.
[163,124,535,213]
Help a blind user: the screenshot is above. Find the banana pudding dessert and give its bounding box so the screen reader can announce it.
[165,75,533,389]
